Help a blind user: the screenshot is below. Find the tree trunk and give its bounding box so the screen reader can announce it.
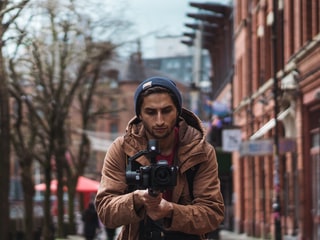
[55,126,68,238]
[56,157,65,238]
[67,179,77,235]
[43,165,54,240]
[0,43,11,240]
[21,163,35,240]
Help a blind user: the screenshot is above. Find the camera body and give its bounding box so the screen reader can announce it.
[126,140,178,196]
[126,159,178,192]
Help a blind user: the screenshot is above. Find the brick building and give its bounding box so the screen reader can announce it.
[182,1,234,231]
[233,0,320,239]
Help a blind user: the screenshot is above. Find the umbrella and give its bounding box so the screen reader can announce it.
[35,176,100,193]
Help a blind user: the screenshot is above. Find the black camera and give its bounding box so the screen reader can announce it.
[126,139,178,196]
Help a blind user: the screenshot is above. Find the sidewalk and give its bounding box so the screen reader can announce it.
[219,230,261,240]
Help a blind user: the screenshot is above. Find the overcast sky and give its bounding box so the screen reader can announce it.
[108,0,231,58]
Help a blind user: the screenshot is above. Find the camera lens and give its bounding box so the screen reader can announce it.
[154,166,171,185]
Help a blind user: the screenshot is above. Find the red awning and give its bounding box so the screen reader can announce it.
[76,176,100,192]
[34,176,100,193]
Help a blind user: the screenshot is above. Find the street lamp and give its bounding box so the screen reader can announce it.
[271,0,282,239]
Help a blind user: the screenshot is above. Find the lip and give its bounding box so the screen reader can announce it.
[154,128,166,132]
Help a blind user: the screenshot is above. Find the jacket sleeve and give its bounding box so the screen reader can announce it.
[164,143,225,235]
[95,137,145,228]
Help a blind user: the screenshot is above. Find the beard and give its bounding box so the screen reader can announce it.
[143,123,176,140]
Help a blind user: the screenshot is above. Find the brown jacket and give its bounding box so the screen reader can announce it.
[95,108,224,240]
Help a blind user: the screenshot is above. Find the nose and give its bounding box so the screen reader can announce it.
[155,111,164,125]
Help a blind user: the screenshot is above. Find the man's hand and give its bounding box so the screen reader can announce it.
[133,189,161,212]
[133,189,173,221]
[146,198,173,221]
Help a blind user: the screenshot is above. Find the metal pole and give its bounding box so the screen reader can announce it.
[192,22,203,118]
[272,0,282,239]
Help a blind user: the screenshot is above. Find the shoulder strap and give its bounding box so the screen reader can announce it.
[186,164,200,200]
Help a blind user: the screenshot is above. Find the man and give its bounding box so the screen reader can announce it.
[95,76,224,240]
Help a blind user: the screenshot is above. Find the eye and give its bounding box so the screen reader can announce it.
[162,108,173,114]
[162,106,177,115]
[145,109,157,115]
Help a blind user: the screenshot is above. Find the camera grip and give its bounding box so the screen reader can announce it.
[148,188,160,197]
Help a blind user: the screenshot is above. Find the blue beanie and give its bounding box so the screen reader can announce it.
[134,76,182,117]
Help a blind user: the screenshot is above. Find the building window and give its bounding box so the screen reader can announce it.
[312,130,320,148]
[110,98,118,117]
[110,123,118,140]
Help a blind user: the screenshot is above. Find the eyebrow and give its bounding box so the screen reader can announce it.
[143,105,174,111]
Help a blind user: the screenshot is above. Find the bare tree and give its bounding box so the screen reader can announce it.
[64,40,117,234]
[0,1,30,239]
[9,41,58,239]
[7,0,132,238]
[9,79,51,240]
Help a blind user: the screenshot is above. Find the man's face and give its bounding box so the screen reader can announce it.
[139,92,178,140]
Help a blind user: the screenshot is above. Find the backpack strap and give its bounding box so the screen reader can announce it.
[186,164,200,200]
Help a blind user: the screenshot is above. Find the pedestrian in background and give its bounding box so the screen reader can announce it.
[105,227,116,240]
[82,202,100,240]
